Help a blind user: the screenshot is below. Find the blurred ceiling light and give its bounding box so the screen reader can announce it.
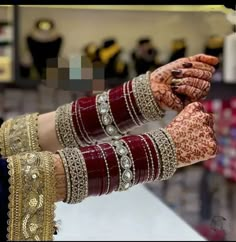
[38,21,52,31]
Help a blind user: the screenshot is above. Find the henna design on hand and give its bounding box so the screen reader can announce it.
[150,54,219,112]
[166,102,218,167]
[174,78,211,101]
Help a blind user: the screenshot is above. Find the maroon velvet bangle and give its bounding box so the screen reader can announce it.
[75,99,94,144]
[124,81,141,126]
[93,145,108,196]
[71,80,146,143]
[71,102,86,144]
[109,83,134,131]
[122,135,148,184]
[99,143,120,193]
[80,133,161,197]
[78,96,104,140]
[128,80,145,123]
[138,135,152,182]
[80,145,104,196]
[142,134,160,181]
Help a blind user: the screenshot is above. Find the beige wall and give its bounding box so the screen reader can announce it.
[18,7,232,62]
[0,6,13,22]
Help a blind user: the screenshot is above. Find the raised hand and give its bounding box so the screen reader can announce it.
[166,102,217,168]
[150,54,219,112]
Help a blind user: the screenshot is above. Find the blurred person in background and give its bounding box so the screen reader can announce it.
[168,39,187,63]
[97,39,129,88]
[26,18,63,80]
[83,42,99,63]
[204,35,224,73]
[132,38,161,75]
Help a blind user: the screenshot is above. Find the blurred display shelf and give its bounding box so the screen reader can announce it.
[0,6,15,83]
[1,80,235,100]
[0,21,12,26]
[0,56,13,83]
[0,41,12,46]
[207,82,236,100]
[19,5,233,13]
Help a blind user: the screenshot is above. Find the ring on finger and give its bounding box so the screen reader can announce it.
[171,78,184,84]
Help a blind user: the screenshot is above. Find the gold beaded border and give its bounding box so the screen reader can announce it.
[6,152,56,241]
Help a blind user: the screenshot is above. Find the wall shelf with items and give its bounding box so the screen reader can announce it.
[0,6,14,83]
[0,4,235,100]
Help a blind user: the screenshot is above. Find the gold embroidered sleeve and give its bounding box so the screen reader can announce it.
[7,151,56,241]
[0,113,41,157]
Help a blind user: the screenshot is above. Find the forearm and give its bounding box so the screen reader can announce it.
[0,127,176,240]
[0,73,164,156]
[56,128,176,203]
[38,111,61,152]
[55,72,164,149]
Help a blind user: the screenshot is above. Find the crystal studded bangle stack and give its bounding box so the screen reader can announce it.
[0,113,41,157]
[58,128,176,204]
[6,151,56,241]
[55,72,165,148]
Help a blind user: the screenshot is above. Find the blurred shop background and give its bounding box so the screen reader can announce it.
[0,4,236,241]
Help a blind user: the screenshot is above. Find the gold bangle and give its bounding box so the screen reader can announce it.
[55,103,83,148]
[144,133,161,181]
[126,80,144,126]
[148,129,177,181]
[57,150,72,203]
[7,151,56,241]
[123,82,140,126]
[132,72,165,121]
[0,113,41,157]
[57,148,88,204]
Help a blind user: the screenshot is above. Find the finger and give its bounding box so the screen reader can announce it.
[202,113,214,128]
[186,54,219,66]
[183,99,192,107]
[162,90,184,112]
[151,83,184,112]
[173,85,205,102]
[172,68,213,80]
[182,61,215,73]
[173,78,211,92]
[205,127,218,156]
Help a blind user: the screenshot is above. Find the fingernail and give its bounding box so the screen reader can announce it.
[172,70,182,76]
[183,62,192,68]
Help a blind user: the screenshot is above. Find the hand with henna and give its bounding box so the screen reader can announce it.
[150,54,219,112]
[166,102,217,168]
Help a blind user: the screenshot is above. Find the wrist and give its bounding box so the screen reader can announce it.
[59,128,177,204]
[38,111,62,152]
[55,73,166,149]
[54,154,67,202]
